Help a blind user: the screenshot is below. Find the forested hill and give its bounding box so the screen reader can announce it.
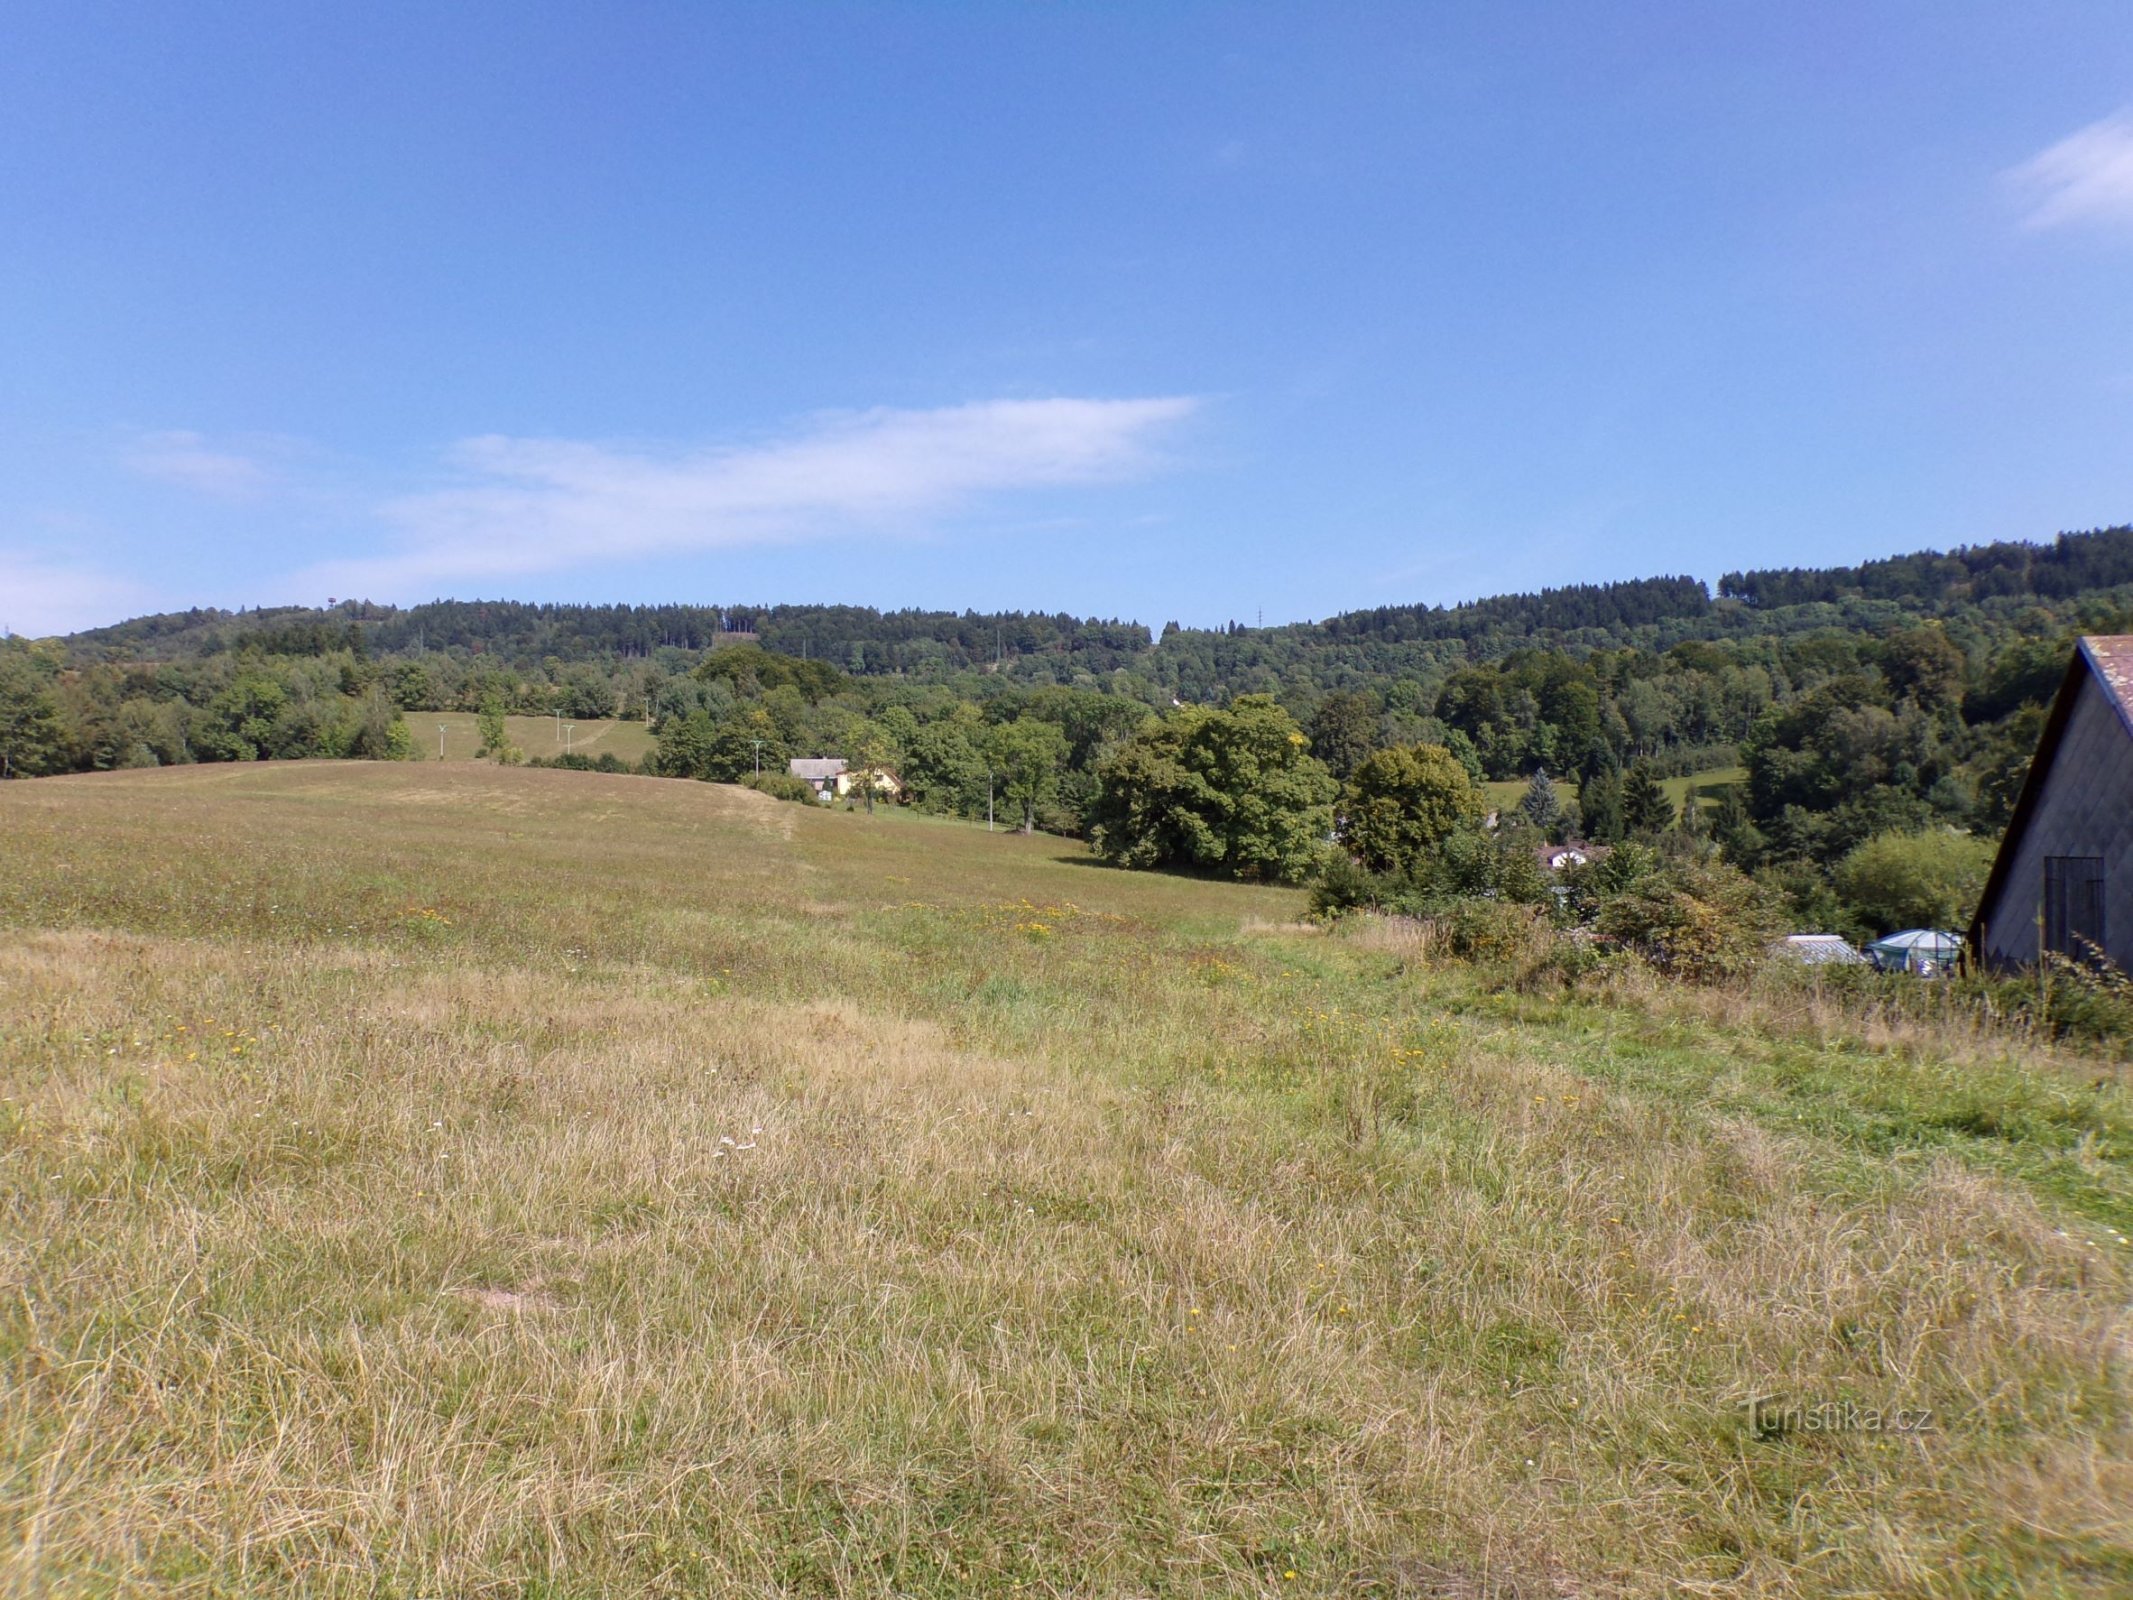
[1721,524,2133,608]
[62,600,1158,678]
[52,526,2133,687]
[10,521,2133,928]
[1316,575,1710,644]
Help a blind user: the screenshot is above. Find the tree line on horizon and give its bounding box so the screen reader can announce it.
[46,524,2133,677]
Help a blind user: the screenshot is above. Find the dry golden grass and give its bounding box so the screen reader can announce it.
[1,762,2129,1597]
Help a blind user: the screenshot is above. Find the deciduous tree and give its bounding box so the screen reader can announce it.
[0,656,67,777]
[988,717,1068,833]
[1306,690,1381,782]
[1093,696,1335,881]
[1833,829,1994,934]
[1340,743,1484,876]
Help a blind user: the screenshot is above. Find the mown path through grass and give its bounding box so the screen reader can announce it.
[1,764,2127,1598]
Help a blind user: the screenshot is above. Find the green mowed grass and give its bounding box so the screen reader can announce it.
[411,710,657,763]
[0,762,2127,1598]
[1484,765,1747,817]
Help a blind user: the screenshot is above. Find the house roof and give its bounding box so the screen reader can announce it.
[788,757,848,780]
[2087,635,2133,737]
[1967,635,2133,957]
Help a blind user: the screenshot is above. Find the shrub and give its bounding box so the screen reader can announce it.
[740,771,818,804]
[1594,857,1775,983]
[1761,956,2133,1057]
[1438,899,1551,965]
[527,752,631,774]
[1309,852,1388,918]
[1312,822,1558,922]
[2023,952,2133,1051]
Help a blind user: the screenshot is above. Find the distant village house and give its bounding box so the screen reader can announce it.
[788,757,902,802]
[1970,635,2133,971]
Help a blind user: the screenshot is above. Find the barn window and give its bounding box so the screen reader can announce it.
[2043,857,2106,961]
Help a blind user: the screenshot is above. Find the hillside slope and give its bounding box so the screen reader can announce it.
[1,764,2128,1596]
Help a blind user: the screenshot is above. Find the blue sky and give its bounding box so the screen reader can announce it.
[3,3,2130,636]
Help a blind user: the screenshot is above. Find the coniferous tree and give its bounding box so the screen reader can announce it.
[1579,766,1625,843]
[1518,769,1562,833]
[1709,783,1763,864]
[1675,785,1706,840]
[1621,761,1675,836]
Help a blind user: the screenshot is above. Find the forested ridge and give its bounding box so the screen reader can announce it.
[6,522,2131,949]
[50,522,2133,679]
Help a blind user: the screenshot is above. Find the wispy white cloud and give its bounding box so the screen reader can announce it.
[0,551,152,637]
[304,396,1197,597]
[2007,109,2133,231]
[125,430,276,499]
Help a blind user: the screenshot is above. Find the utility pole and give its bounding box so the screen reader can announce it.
[437,724,447,760]
[554,710,562,744]
[751,737,764,776]
[986,767,995,832]
[565,724,575,754]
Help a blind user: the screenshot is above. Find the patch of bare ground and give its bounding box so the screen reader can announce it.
[454,1284,562,1314]
[1242,915,1324,937]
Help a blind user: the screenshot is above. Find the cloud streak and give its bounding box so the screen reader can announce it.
[303,396,1198,597]
[0,551,152,638]
[2007,109,2133,231]
[126,430,276,499]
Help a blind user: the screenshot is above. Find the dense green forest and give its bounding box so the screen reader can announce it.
[6,523,2131,945]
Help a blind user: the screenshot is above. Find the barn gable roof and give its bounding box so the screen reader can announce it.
[1967,635,2133,957]
[2087,636,2133,738]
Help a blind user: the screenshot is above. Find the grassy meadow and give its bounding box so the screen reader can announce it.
[1,762,2129,1597]
[411,711,657,764]
[1480,766,1748,819]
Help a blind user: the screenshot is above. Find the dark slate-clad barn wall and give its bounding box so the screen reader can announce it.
[1977,665,2133,970]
